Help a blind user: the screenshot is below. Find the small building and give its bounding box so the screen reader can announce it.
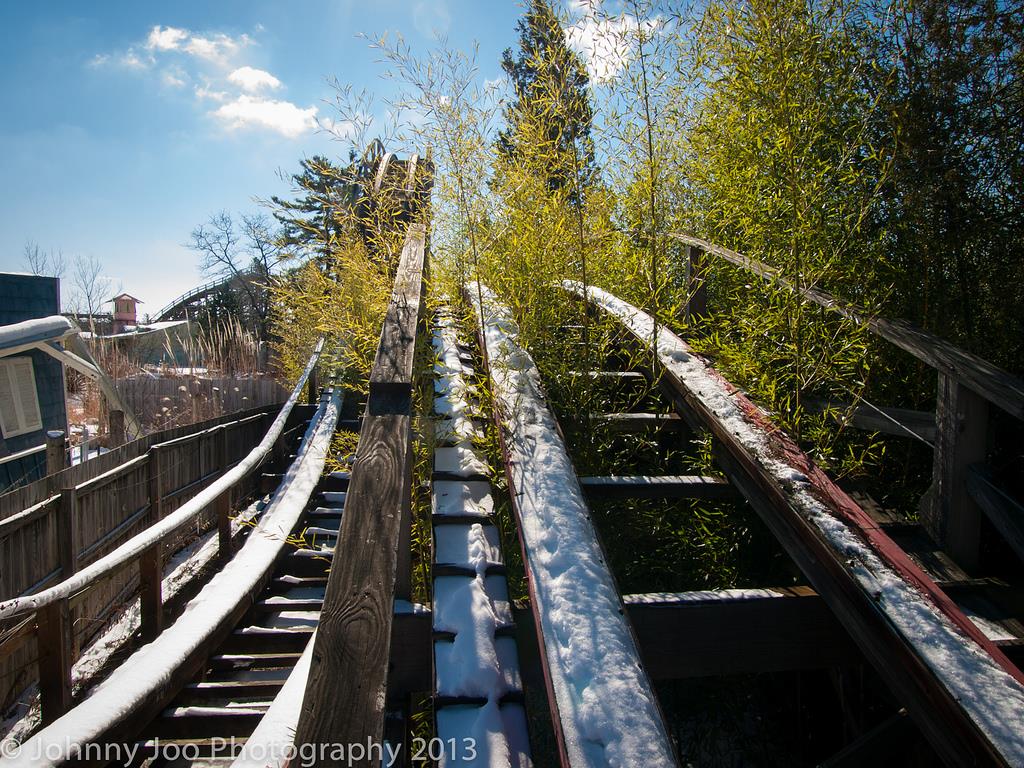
[110,293,143,334]
[0,274,68,488]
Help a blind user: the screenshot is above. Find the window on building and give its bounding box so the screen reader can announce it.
[0,357,43,438]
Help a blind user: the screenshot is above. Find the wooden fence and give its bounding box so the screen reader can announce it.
[0,403,287,716]
[113,375,287,433]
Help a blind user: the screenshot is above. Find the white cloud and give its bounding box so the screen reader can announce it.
[564,9,661,84]
[195,83,229,102]
[161,68,187,88]
[146,25,188,51]
[184,33,251,64]
[212,95,317,138]
[118,49,152,70]
[228,66,281,93]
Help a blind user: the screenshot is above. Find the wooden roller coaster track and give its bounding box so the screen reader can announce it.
[3,163,1024,767]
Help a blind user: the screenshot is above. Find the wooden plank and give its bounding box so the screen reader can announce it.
[368,223,426,414]
[579,474,738,501]
[139,544,163,642]
[588,412,684,433]
[671,233,1024,420]
[967,465,1024,563]
[927,374,987,569]
[624,588,859,678]
[294,412,412,760]
[802,397,936,443]
[217,426,232,560]
[37,598,72,724]
[295,221,426,765]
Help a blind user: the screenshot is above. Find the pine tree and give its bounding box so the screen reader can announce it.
[271,155,360,265]
[496,0,596,203]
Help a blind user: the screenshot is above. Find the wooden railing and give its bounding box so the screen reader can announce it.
[294,222,427,761]
[0,341,323,723]
[672,232,1024,570]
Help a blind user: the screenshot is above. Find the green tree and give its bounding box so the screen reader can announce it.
[870,0,1024,376]
[681,0,890,457]
[497,0,597,204]
[271,155,358,266]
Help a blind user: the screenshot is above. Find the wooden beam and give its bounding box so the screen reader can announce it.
[624,588,859,678]
[388,608,432,697]
[927,374,988,569]
[513,588,859,683]
[579,474,738,501]
[295,222,426,764]
[967,465,1024,563]
[588,412,685,433]
[37,598,72,724]
[820,709,921,767]
[801,397,936,443]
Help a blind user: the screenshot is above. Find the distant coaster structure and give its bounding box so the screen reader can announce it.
[153,140,427,323]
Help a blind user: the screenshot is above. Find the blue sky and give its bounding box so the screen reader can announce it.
[0,0,527,314]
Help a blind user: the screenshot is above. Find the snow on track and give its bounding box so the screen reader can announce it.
[568,281,1024,765]
[469,285,677,768]
[3,389,342,768]
[431,310,530,768]
[231,632,315,768]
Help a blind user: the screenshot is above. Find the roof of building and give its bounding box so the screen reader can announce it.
[0,315,76,356]
[110,293,143,303]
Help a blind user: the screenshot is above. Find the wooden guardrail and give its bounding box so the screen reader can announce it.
[671,232,1024,570]
[294,222,427,763]
[0,340,324,723]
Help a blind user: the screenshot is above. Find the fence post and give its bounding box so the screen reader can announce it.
[37,597,73,724]
[308,364,319,406]
[45,430,66,477]
[56,485,80,657]
[80,425,90,464]
[687,244,708,321]
[217,426,232,560]
[141,445,164,642]
[108,410,125,448]
[926,373,988,570]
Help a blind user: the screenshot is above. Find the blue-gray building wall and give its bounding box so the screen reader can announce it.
[0,274,66,488]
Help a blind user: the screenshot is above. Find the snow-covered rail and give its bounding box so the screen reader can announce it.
[470,283,678,767]
[565,281,1024,767]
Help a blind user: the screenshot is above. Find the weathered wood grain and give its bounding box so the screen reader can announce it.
[368,223,426,415]
[293,413,412,761]
[294,221,426,766]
